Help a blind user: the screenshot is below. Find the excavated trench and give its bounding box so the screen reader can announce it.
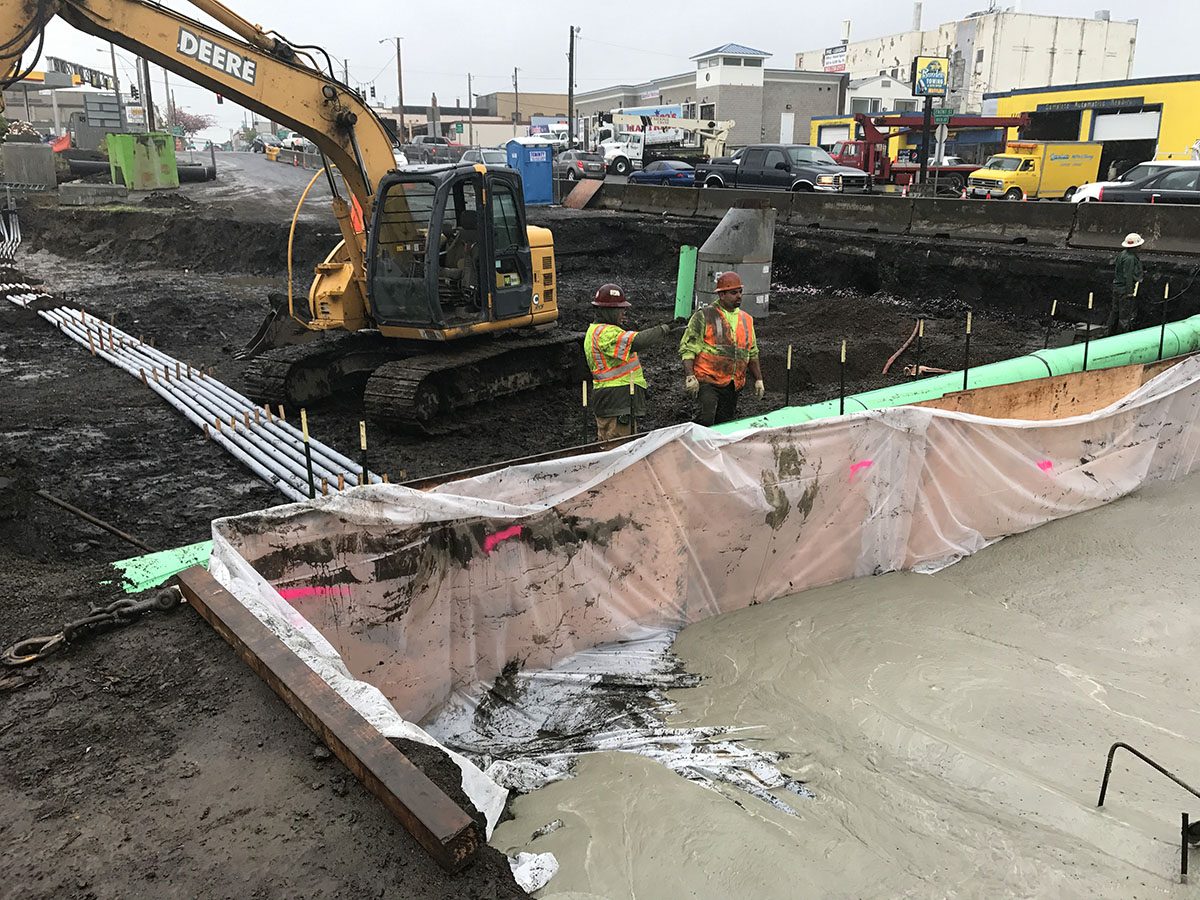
[5,195,1200,896]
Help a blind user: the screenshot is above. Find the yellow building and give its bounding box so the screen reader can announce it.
[986,73,1200,177]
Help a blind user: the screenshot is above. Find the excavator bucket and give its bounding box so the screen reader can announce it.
[237,293,319,360]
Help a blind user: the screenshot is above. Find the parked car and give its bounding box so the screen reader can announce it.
[460,148,509,167]
[1073,159,1200,202]
[627,160,695,186]
[695,144,870,193]
[278,131,306,150]
[554,150,606,181]
[392,148,410,167]
[403,135,461,164]
[250,134,281,153]
[1093,164,1200,204]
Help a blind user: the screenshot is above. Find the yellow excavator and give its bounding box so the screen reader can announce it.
[0,0,576,428]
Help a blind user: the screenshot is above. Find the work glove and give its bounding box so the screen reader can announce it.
[684,375,700,397]
[753,379,765,400]
[669,317,688,333]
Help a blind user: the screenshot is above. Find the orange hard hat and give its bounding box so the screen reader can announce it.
[715,271,743,292]
[592,283,631,307]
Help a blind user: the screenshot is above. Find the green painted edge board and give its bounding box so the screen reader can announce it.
[111,540,213,593]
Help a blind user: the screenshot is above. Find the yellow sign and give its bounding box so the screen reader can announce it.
[912,56,949,97]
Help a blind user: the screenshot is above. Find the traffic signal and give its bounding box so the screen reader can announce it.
[130,84,139,100]
[370,85,376,99]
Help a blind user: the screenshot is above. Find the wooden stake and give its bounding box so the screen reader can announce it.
[337,473,345,492]
[839,340,847,415]
[254,408,261,424]
[1083,294,1093,372]
[914,319,924,377]
[1159,283,1171,361]
[581,380,589,445]
[359,420,368,485]
[139,368,147,385]
[321,477,328,496]
[382,473,390,484]
[215,418,223,434]
[300,408,315,499]
[175,361,181,379]
[203,422,211,439]
[1043,300,1057,350]
[962,311,973,391]
[265,404,274,423]
[87,331,95,355]
[785,344,793,405]
[243,411,251,429]
[151,368,160,383]
[278,404,286,421]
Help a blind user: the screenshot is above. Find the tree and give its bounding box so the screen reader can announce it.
[166,108,217,136]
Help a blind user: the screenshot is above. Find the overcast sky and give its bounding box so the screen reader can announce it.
[36,0,1195,142]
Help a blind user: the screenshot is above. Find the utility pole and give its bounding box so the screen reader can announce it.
[163,66,174,127]
[512,67,520,138]
[109,43,124,129]
[342,58,349,84]
[467,73,474,146]
[567,26,578,150]
[140,58,156,132]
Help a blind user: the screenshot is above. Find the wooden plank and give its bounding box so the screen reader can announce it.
[562,177,603,209]
[175,566,480,872]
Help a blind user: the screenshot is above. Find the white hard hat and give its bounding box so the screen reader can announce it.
[1122,233,1145,248]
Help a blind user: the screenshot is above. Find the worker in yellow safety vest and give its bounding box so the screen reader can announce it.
[583,283,680,441]
[679,271,764,426]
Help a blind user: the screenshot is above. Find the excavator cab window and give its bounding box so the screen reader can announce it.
[485,176,533,320]
[367,178,440,325]
[436,176,486,324]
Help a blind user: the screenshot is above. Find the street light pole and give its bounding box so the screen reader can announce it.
[108,43,124,129]
[512,67,520,138]
[380,37,405,141]
[467,73,474,146]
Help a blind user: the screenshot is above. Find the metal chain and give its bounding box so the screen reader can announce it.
[1,586,182,667]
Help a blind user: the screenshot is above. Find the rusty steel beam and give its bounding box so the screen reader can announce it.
[175,566,480,872]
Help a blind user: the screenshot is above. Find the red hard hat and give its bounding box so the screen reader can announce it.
[715,271,743,292]
[592,283,631,307]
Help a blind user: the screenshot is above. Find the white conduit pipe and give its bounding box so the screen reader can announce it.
[108,338,351,488]
[41,309,310,501]
[131,339,380,485]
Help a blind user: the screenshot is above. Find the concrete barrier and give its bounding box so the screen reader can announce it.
[788,194,913,234]
[59,182,129,206]
[275,148,322,170]
[1070,202,1200,255]
[2,142,55,189]
[590,182,625,211]
[909,198,1075,246]
[694,187,791,220]
[618,184,698,217]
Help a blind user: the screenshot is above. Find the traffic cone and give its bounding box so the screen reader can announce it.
[1022,190,1028,201]
[901,183,909,198]
[985,190,992,200]
[293,153,299,167]
[960,186,967,200]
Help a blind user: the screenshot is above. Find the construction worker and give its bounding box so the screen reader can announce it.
[584,283,677,441]
[679,271,764,426]
[1108,232,1144,336]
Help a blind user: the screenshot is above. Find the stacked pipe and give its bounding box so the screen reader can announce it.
[0,207,20,259]
[28,305,382,502]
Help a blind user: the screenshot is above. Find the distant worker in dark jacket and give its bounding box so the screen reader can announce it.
[679,271,764,426]
[1108,232,1144,335]
[583,283,678,442]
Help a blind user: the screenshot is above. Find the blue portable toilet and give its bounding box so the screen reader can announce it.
[505,140,553,205]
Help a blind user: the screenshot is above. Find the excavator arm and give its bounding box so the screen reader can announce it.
[0,0,396,221]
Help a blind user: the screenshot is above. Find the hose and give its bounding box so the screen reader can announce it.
[288,169,325,320]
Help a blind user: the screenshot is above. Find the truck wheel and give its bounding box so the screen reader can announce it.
[704,177,723,188]
[791,182,814,192]
[1063,186,1077,200]
[566,170,578,181]
[1003,188,1024,201]
[612,158,631,176]
[943,175,964,193]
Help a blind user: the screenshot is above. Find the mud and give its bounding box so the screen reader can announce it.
[495,473,1200,898]
[3,173,1195,897]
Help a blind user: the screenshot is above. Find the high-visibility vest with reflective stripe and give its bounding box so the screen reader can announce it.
[585,323,647,390]
[692,305,755,389]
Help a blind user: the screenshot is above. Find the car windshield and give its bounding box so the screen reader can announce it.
[788,146,837,165]
[1119,164,1168,182]
[982,156,1022,171]
[482,151,507,164]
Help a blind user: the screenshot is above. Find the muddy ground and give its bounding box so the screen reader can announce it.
[3,160,1198,897]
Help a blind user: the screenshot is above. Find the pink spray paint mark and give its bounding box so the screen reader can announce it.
[849,459,874,482]
[1036,459,1054,472]
[277,585,342,602]
[483,524,524,554]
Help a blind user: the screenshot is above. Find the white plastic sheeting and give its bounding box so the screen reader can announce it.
[208,355,1200,831]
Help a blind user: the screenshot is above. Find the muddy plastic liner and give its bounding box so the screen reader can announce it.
[208,355,1200,832]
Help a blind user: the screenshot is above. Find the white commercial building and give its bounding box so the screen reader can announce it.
[795,10,1137,113]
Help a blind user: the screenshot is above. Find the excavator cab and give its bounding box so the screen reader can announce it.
[367,165,534,330]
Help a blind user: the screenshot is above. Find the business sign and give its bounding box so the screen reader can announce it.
[1035,96,1144,113]
[528,149,549,162]
[638,89,660,101]
[823,44,847,73]
[46,55,111,90]
[911,56,949,97]
[455,122,463,134]
[932,106,954,124]
[617,104,681,119]
[125,105,146,125]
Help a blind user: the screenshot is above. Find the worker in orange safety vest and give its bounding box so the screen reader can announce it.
[583,283,681,441]
[679,271,764,426]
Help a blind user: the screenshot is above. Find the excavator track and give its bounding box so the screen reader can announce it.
[241,332,399,409]
[363,331,585,433]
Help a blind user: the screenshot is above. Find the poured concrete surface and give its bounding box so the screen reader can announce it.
[494,474,1200,898]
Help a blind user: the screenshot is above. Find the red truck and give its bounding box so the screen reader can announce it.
[830,112,1029,193]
